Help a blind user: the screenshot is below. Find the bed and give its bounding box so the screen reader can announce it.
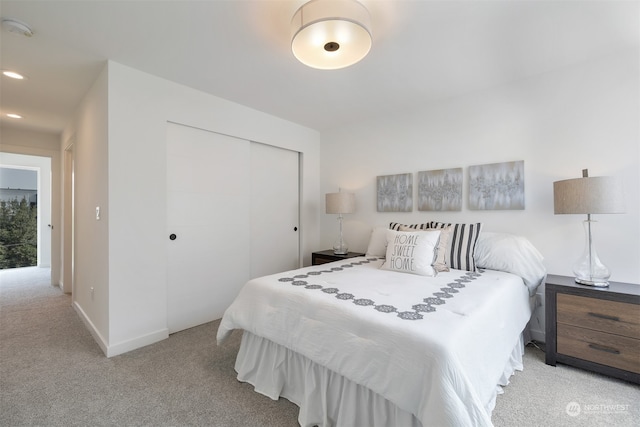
[217,224,546,427]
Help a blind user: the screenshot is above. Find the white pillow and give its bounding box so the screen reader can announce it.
[382,229,441,276]
[399,225,451,272]
[474,232,546,295]
[365,227,389,257]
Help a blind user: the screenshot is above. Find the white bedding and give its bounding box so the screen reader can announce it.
[217,257,533,427]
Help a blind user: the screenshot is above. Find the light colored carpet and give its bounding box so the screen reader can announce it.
[1,267,638,426]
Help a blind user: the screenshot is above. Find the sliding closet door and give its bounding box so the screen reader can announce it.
[166,123,250,334]
[250,143,300,278]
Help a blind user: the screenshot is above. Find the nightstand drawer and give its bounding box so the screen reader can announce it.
[557,293,640,339]
[545,275,640,384]
[557,323,640,374]
[313,256,336,265]
[311,250,365,266]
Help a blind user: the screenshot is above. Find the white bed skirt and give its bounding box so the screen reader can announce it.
[235,331,526,427]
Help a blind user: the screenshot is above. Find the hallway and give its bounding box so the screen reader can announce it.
[0,266,52,290]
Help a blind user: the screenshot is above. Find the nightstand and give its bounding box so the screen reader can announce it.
[312,250,366,265]
[545,274,640,384]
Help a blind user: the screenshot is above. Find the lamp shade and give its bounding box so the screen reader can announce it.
[326,192,356,214]
[553,176,625,215]
[291,0,372,70]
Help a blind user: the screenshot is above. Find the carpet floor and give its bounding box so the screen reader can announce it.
[1,267,638,426]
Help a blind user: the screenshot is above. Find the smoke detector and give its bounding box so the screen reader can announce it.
[2,18,34,37]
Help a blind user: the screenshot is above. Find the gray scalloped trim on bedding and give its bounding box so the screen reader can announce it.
[278,258,483,321]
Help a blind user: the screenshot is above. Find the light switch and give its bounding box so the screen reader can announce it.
[96,206,100,220]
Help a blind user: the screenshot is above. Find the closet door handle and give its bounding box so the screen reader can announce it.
[169,234,177,241]
[294,227,298,231]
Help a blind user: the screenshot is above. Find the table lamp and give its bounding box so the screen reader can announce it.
[553,169,625,286]
[326,191,356,255]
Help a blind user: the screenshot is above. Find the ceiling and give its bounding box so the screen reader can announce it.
[0,0,637,135]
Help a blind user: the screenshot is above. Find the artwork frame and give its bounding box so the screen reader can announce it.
[417,168,463,211]
[377,173,413,212]
[468,161,525,210]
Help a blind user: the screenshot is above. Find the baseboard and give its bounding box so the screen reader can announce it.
[58,279,71,294]
[73,301,109,356]
[106,328,169,358]
[73,301,169,357]
[530,328,545,344]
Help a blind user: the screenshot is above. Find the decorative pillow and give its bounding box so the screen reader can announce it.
[365,227,389,257]
[382,229,441,276]
[389,222,430,231]
[430,222,482,272]
[399,225,451,272]
[474,232,546,295]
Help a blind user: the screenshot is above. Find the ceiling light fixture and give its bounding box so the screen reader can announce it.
[2,18,34,37]
[2,70,25,80]
[6,113,23,119]
[291,0,372,70]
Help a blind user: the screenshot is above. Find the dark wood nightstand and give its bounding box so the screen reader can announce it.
[312,250,366,265]
[545,274,640,384]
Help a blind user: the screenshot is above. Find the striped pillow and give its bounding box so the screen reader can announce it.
[389,222,430,231]
[430,222,483,272]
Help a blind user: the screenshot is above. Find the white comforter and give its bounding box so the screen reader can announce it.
[217,257,532,427]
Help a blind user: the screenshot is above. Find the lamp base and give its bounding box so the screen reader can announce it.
[572,219,611,288]
[333,213,348,255]
[333,244,348,255]
[574,277,609,287]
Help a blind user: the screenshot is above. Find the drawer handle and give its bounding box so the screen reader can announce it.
[588,343,621,355]
[587,312,619,322]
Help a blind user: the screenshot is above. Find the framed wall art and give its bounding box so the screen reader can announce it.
[377,173,413,212]
[417,168,463,211]
[468,160,525,210]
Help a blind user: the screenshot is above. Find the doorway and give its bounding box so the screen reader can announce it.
[0,153,52,273]
[62,143,75,294]
[0,167,38,268]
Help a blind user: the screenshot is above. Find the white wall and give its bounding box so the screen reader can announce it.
[62,65,111,350]
[320,48,639,341]
[65,61,321,356]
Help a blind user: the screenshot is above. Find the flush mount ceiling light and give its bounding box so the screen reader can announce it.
[6,113,23,119]
[291,0,372,70]
[2,18,34,37]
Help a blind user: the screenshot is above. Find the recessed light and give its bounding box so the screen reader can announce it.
[6,113,22,119]
[2,18,34,37]
[2,70,25,80]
